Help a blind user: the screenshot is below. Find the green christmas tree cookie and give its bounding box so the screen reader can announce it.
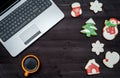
[80,18,97,37]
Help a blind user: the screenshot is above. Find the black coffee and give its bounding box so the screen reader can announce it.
[24,57,38,70]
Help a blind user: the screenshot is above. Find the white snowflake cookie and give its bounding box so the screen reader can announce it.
[92,40,104,55]
[90,0,103,13]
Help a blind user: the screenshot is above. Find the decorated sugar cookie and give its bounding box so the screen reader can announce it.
[71,2,82,17]
[90,0,103,13]
[80,18,97,37]
[103,18,120,40]
[92,40,104,55]
[103,51,120,68]
[85,59,100,75]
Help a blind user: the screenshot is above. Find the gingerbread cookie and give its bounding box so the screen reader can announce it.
[85,59,100,75]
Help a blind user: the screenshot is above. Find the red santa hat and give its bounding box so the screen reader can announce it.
[109,18,120,25]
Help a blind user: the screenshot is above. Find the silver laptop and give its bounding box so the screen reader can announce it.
[0,0,64,57]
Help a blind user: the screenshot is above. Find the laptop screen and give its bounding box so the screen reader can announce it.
[0,0,19,15]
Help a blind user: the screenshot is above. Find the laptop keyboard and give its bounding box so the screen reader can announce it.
[0,0,52,42]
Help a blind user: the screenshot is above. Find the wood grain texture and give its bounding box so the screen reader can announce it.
[0,0,120,78]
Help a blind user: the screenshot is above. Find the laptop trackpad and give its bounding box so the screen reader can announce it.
[20,25,41,45]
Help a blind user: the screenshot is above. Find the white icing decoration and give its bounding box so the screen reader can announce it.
[103,51,120,68]
[90,0,103,13]
[92,40,104,55]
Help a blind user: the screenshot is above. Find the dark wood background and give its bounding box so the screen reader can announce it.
[0,0,120,78]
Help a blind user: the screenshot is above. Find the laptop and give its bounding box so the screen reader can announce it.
[0,0,64,57]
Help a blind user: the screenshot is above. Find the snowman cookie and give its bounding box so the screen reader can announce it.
[103,51,120,68]
[71,2,82,17]
[103,18,120,40]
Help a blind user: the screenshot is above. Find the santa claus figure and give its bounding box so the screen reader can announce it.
[103,18,120,40]
[71,2,82,17]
